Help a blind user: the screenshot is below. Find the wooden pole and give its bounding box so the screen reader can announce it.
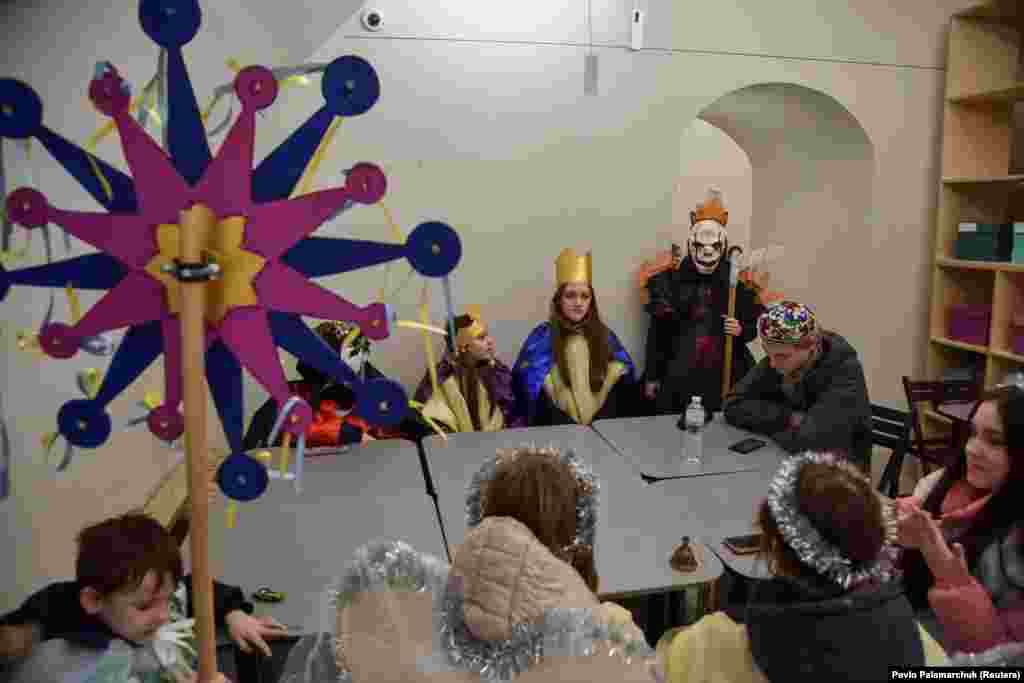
[178,203,217,682]
[721,283,738,402]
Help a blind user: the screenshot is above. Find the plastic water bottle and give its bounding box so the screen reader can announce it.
[683,396,706,464]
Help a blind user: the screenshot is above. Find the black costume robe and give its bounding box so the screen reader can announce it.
[643,256,762,415]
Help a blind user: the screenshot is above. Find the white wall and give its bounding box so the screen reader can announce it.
[1,0,979,609]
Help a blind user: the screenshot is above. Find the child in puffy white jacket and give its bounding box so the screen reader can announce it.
[309,447,657,682]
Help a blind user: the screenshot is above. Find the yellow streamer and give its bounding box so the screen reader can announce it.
[83,70,164,203]
[143,391,162,411]
[292,116,343,198]
[342,326,362,349]
[419,283,441,401]
[280,432,292,478]
[408,400,448,442]
[226,501,237,529]
[280,74,311,89]
[79,368,102,399]
[379,205,406,300]
[66,283,83,323]
[41,431,58,452]
[396,320,448,337]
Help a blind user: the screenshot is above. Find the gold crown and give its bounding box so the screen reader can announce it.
[555,248,592,286]
[456,306,486,348]
[691,189,729,227]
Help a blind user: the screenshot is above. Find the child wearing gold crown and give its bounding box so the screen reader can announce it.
[513,249,637,426]
[412,309,525,433]
[643,188,763,416]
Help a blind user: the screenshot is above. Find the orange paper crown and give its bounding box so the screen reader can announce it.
[556,248,592,286]
[691,188,729,227]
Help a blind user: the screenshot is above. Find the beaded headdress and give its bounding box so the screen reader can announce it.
[758,300,817,345]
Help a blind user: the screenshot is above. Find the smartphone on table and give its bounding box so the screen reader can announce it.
[723,533,763,555]
[729,437,767,454]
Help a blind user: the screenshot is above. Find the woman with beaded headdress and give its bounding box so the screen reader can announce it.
[896,383,1024,656]
[277,446,657,682]
[513,248,637,426]
[722,300,873,470]
[656,453,947,683]
[412,308,524,434]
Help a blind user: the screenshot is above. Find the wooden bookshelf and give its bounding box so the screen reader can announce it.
[928,4,1024,392]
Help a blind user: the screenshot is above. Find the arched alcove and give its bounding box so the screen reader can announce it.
[672,120,753,251]
[694,83,876,329]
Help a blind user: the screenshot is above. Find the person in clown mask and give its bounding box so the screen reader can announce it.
[643,188,763,416]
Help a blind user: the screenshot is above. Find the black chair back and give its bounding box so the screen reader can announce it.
[872,403,911,498]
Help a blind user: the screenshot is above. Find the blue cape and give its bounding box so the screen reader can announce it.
[512,322,635,422]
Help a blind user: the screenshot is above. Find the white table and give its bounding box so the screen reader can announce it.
[207,439,446,634]
[421,425,723,599]
[592,413,788,479]
[652,470,775,580]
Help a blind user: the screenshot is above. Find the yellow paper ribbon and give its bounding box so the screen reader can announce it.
[16,330,45,359]
[226,501,237,529]
[396,319,448,336]
[408,400,448,442]
[66,283,82,323]
[84,69,165,204]
[292,116,343,198]
[419,283,441,400]
[378,205,407,300]
[342,326,362,351]
[280,432,292,478]
[143,391,162,411]
[78,368,102,399]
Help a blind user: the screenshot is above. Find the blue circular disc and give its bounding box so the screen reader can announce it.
[356,378,408,427]
[0,264,10,302]
[139,0,201,48]
[218,453,269,502]
[322,56,380,117]
[57,400,112,449]
[405,221,462,277]
[0,79,43,139]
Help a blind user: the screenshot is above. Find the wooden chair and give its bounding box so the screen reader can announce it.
[902,377,980,472]
[872,404,912,498]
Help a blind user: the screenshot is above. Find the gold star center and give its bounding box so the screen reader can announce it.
[145,216,267,325]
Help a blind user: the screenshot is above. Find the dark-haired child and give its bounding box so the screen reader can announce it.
[0,513,288,681]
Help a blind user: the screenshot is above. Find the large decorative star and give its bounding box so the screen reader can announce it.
[0,0,462,501]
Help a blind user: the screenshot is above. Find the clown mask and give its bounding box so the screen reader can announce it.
[687,221,727,274]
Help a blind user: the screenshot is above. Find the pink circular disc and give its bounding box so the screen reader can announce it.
[38,322,79,359]
[6,187,49,228]
[148,405,185,442]
[235,66,278,111]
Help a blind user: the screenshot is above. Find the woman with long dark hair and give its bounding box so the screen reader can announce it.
[513,248,636,425]
[897,384,1024,653]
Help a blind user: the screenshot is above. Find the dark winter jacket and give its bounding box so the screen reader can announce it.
[745,577,926,682]
[644,256,762,414]
[723,332,871,469]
